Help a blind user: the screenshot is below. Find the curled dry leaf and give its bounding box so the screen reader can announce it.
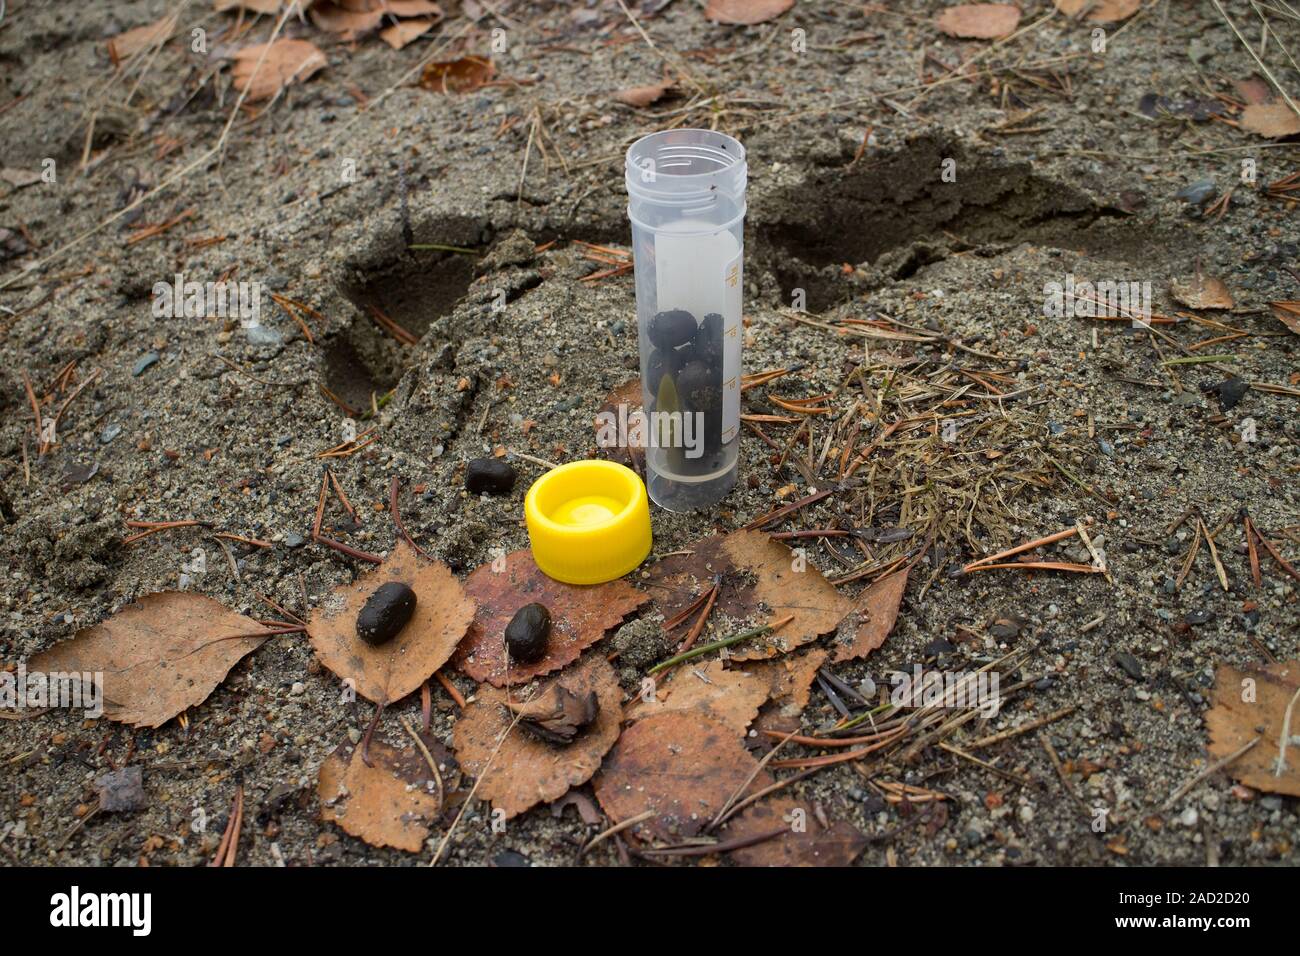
[726,797,867,866]
[232,39,327,101]
[1269,301,1300,336]
[550,790,604,826]
[453,548,647,688]
[420,56,494,94]
[1205,660,1300,797]
[28,592,274,729]
[831,567,909,662]
[318,729,453,852]
[705,0,794,25]
[935,4,1022,40]
[1169,274,1234,311]
[508,683,600,745]
[107,13,178,65]
[1239,103,1300,140]
[614,82,672,107]
[381,18,437,49]
[307,539,476,704]
[645,530,850,661]
[453,654,622,818]
[626,659,767,735]
[311,3,386,39]
[594,711,772,843]
[1051,0,1140,22]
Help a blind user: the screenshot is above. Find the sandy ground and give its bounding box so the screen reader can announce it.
[0,0,1297,866]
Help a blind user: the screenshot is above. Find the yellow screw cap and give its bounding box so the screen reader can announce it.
[524,460,652,585]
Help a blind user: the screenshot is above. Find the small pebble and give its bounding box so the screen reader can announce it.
[132,352,159,377]
[1174,178,1216,207]
[1115,651,1145,682]
[246,325,283,347]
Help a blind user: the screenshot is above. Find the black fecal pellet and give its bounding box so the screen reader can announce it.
[466,458,516,495]
[356,582,417,646]
[648,309,697,349]
[506,602,551,663]
[676,360,721,411]
[645,346,683,395]
[695,312,724,363]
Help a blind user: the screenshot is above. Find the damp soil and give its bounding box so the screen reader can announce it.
[0,1,1297,867]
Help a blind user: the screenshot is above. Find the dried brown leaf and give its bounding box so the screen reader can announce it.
[317,730,450,851]
[749,710,801,751]
[614,82,672,107]
[1169,274,1234,311]
[307,540,476,704]
[420,56,494,94]
[453,548,647,688]
[626,659,767,734]
[310,2,386,39]
[453,654,623,818]
[935,4,1021,39]
[508,684,600,745]
[1239,103,1300,139]
[1269,301,1300,336]
[1205,660,1300,797]
[380,18,436,49]
[1051,0,1139,22]
[831,567,909,662]
[1234,75,1273,106]
[107,13,178,64]
[743,647,829,717]
[231,39,327,101]
[705,0,794,24]
[726,796,867,866]
[28,592,274,728]
[645,530,850,661]
[594,711,772,843]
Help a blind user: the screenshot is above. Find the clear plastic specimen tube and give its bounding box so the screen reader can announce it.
[625,129,747,512]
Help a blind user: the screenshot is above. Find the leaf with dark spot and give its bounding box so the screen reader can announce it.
[307,540,476,705]
[507,684,600,745]
[453,654,623,818]
[453,549,646,687]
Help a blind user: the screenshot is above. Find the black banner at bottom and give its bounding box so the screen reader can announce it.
[0,864,1274,942]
